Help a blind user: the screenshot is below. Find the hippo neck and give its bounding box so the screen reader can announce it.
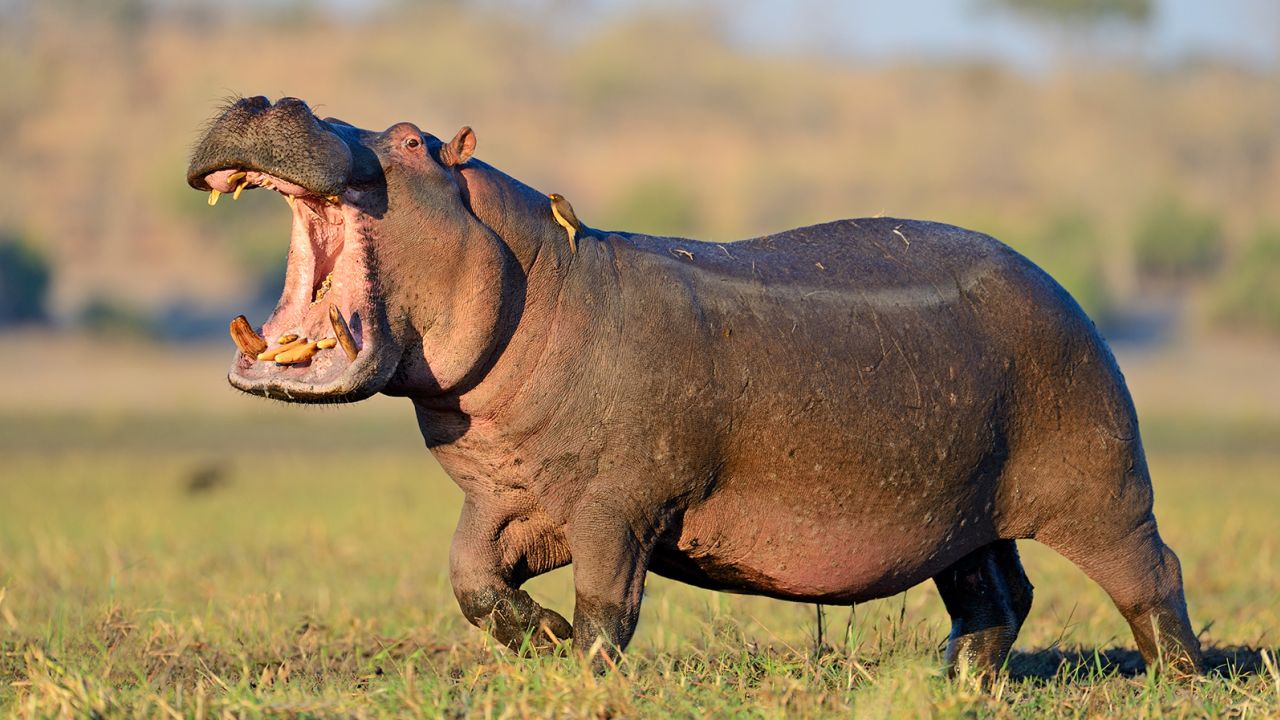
[457,160,573,272]
[411,164,626,462]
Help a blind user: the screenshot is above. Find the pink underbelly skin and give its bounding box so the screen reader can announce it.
[667,488,991,603]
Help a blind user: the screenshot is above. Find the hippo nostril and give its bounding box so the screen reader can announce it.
[241,95,271,112]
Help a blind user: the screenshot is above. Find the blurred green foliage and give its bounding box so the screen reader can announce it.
[1211,227,1280,337]
[175,184,293,273]
[1018,211,1114,324]
[1133,195,1222,281]
[78,297,155,338]
[0,231,51,325]
[982,0,1152,26]
[604,176,703,237]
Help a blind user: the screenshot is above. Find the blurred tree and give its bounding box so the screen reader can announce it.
[46,0,150,31]
[1017,210,1115,324]
[0,231,52,326]
[980,0,1152,26]
[1133,195,1223,281]
[978,0,1153,65]
[1211,227,1280,337]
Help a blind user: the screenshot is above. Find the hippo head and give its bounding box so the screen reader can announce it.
[189,96,510,404]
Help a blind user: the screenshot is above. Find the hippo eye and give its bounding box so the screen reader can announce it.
[403,136,421,149]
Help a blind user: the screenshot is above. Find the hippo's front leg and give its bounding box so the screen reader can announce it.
[566,496,657,665]
[449,498,573,651]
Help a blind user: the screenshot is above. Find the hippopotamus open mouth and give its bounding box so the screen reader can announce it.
[188,96,399,402]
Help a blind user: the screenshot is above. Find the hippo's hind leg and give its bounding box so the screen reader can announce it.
[1027,419,1202,676]
[1040,512,1202,676]
[933,540,1033,678]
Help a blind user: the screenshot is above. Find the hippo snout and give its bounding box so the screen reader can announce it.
[187,96,354,196]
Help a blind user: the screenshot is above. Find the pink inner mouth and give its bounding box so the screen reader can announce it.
[208,168,379,388]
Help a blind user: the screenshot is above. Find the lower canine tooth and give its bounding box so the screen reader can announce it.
[208,190,221,206]
[329,305,359,361]
[275,341,319,365]
[229,315,267,356]
[256,337,308,362]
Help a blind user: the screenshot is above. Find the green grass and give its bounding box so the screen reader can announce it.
[1,410,1278,718]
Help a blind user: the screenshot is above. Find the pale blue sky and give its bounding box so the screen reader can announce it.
[455,0,1280,70]
[724,0,1279,69]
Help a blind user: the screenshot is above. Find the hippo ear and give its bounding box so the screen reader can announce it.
[440,126,476,167]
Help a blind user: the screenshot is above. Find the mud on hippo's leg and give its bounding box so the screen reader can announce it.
[933,539,1033,680]
[449,501,572,652]
[454,586,572,651]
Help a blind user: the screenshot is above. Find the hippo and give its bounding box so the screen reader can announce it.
[187,96,1202,677]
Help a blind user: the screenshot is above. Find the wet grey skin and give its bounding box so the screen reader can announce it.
[188,96,1203,678]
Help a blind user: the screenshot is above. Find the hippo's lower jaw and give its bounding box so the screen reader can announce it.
[205,169,400,403]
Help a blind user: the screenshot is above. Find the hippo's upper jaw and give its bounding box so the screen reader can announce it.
[189,96,400,403]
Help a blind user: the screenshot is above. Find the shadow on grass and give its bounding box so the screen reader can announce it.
[1007,644,1278,681]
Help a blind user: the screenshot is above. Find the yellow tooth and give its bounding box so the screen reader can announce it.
[207,189,220,206]
[285,194,295,209]
[326,195,339,204]
[275,333,299,344]
[329,305,359,361]
[229,315,267,356]
[226,171,246,184]
[317,338,337,349]
[275,341,319,365]
[233,180,248,200]
[312,272,333,305]
[256,337,307,362]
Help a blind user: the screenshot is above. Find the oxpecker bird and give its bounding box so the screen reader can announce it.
[549,193,582,254]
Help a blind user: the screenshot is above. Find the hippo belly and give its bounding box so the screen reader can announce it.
[652,465,999,603]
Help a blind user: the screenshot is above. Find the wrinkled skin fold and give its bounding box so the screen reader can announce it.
[188,96,1203,678]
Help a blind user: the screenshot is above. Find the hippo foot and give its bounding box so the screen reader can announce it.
[934,540,1033,680]
[458,588,572,654]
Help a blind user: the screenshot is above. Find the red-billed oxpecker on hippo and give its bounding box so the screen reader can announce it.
[188,96,1202,678]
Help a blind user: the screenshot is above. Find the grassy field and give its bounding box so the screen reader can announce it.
[1,336,1279,718]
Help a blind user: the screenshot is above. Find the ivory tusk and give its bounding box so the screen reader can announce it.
[328,305,359,361]
[229,315,267,356]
